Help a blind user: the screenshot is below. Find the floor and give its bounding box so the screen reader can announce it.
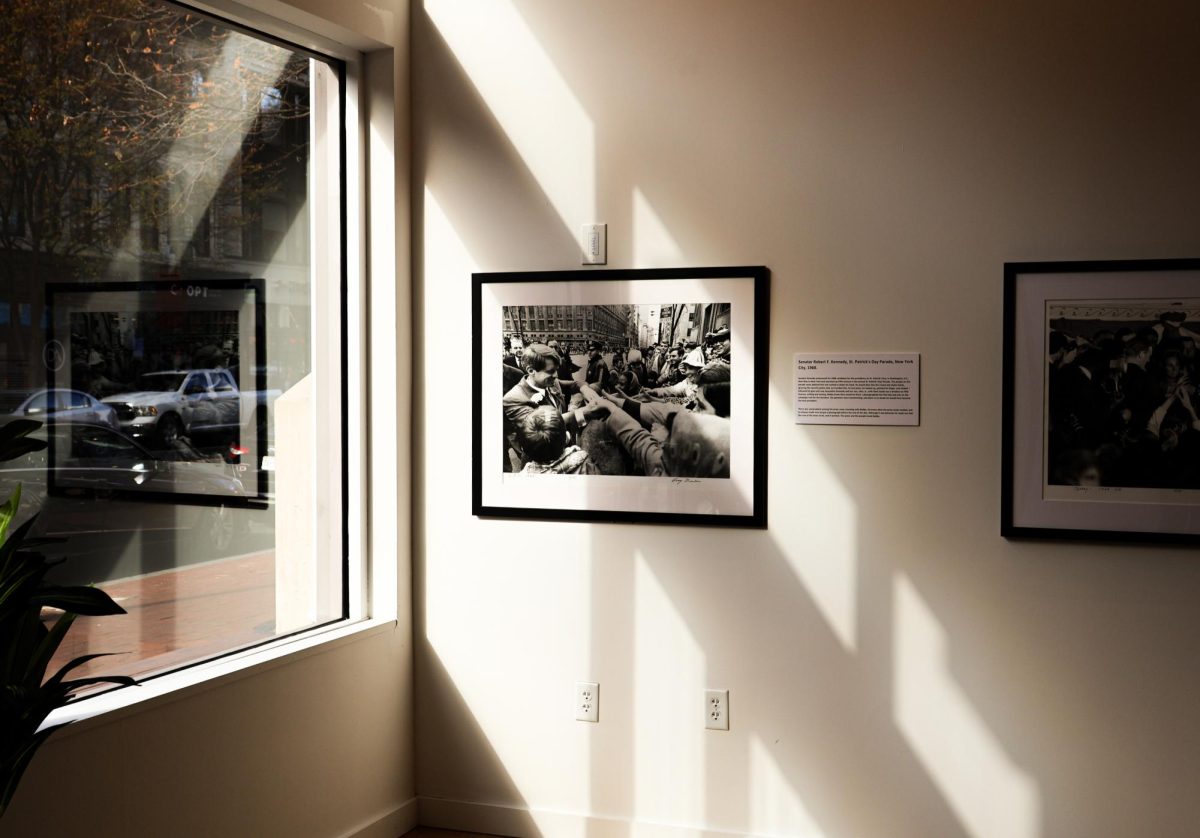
[403,830,500,838]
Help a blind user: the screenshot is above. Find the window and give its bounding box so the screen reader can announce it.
[183,373,210,395]
[0,0,352,693]
[24,391,56,414]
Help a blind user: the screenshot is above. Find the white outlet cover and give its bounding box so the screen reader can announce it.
[576,681,599,722]
[705,688,729,730]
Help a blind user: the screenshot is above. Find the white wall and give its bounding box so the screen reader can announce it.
[413,2,1200,837]
[0,1,414,836]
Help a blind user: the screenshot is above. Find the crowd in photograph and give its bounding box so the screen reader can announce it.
[500,327,733,477]
[1048,310,1200,489]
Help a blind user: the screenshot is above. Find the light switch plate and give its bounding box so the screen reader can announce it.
[582,223,607,264]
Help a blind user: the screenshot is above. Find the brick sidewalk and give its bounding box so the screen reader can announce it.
[49,549,278,689]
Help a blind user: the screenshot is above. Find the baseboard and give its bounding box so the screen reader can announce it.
[341,797,419,838]
[419,796,780,838]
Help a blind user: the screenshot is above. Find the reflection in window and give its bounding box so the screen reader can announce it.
[0,0,347,691]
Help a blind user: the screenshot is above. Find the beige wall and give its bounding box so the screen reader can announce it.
[414,2,1200,837]
[0,0,414,836]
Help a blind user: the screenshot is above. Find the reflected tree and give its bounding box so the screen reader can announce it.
[0,0,310,366]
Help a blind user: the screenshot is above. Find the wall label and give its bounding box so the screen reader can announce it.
[794,352,920,426]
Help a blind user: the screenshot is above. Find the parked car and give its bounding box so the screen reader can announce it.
[0,388,120,430]
[0,421,256,582]
[102,369,276,447]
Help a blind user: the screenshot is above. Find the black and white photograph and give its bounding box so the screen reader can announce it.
[44,279,270,503]
[475,267,768,526]
[499,302,732,477]
[1046,299,1200,493]
[1003,259,1200,542]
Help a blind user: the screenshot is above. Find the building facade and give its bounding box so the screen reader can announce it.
[502,304,634,350]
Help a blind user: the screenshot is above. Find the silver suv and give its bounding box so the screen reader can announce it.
[103,369,242,445]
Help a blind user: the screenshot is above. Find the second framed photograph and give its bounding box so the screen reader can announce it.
[45,279,269,506]
[473,266,769,527]
[1003,258,1200,543]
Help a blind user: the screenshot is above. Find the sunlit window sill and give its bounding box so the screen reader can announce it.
[42,615,398,736]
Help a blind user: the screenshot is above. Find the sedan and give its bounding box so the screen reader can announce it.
[0,388,120,431]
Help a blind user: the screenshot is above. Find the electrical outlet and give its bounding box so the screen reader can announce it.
[705,689,729,731]
[576,681,599,722]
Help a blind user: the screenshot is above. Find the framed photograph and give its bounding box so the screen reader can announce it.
[473,266,769,527]
[44,279,268,506]
[1003,258,1200,542]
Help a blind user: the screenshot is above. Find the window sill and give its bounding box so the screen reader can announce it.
[42,616,398,736]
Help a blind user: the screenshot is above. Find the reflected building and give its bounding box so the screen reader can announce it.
[503,304,635,350]
[0,7,314,395]
[656,302,731,346]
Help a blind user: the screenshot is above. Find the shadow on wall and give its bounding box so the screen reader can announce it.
[415,643,542,836]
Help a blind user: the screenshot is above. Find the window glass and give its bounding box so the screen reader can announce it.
[0,0,346,691]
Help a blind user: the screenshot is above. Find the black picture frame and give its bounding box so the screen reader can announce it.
[1002,258,1200,543]
[473,266,769,527]
[44,279,270,508]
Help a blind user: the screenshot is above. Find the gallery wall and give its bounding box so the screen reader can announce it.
[0,1,415,836]
[413,1,1200,836]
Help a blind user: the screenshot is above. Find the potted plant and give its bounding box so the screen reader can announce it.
[0,419,136,817]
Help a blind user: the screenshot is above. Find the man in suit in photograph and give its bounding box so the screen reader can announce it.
[503,343,606,467]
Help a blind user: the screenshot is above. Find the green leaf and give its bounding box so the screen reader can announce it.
[0,611,48,687]
[0,549,50,605]
[0,484,20,543]
[42,653,127,690]
[0,724,64,818]
[14,537,64,549]
[0,562,49,622]
[0,438,46,463]
[31,586,126,617]
[22,612,75,687]
[0,415,136,814]
[0,420,46,465]
[57,675,138,694]
[0,515,40,579]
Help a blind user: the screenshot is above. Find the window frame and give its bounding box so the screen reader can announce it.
[40,0,398,730]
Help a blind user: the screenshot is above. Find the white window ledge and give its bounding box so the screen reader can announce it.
[43,616,397,735]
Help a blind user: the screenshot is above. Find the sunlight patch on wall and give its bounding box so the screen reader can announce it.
[422,186,479,432]
[750,736,827,838]
[893,575,1040,838]
[427,0,595,228]
[633,187,684,267]
[422,184,480,672]
[421,186,479,528]
[635,552,706,826]
[767,405,859,651]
